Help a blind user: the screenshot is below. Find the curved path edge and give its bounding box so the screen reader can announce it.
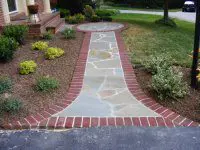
[1,23,199,130]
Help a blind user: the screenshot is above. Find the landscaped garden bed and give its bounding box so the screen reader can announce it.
[0,29,84,125]
[115,13,200,123]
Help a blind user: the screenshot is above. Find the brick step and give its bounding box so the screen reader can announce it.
[46,18,65,34]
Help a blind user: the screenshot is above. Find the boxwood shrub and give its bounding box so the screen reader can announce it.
[0,36,18,62]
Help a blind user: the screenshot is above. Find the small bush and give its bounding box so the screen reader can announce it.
[0,97,22,114]
[102,16,112,22]
[42,31,54,40]
[75,13,85,23]
[0,36,18,62]
[142,54,173,74]
[66,14,85,24]
[95,9,119,17]
[45,47,65,60]
[0,77,12,94]
[35,76,59,92]
[19,60,37,75]
[152,67,188,100]
[59,8,70,18]
[2,25,28,45]
[91,15,100,22]
[84,5,95,20]
[32,41,48,51]
[155,18,177,27]
[62,28,76,39]
[66,16,78,24]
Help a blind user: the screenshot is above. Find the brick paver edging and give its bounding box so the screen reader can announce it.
[2,23,199,130]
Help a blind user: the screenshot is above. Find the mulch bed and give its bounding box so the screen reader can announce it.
[134,67,200,123]
[0,32,84,125]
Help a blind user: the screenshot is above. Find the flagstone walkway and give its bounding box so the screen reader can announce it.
[54,24,159,117]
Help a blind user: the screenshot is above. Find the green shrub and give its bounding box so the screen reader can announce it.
[35,76,59,92]
[91,15,100,22]
[59,8,70,18]
[0,97,22,114]
[152,67,188,100]
[142,54,173,75]
[2,25,28,45]
[45,47,65,60]
[75,13,85,23]
[32,41,48,51]
[83,5,95,20]
[42,31,54,40]
[19,60,37,75]
[62,28,76,39]
[95,9,119,17]
[0,77,12,94]
[0,36,18,62]
[66,16,78,24]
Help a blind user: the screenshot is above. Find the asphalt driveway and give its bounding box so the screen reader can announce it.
[120,10,195,23]
[0,127,200,150]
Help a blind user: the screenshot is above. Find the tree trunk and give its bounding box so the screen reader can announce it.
[164,0,169,22]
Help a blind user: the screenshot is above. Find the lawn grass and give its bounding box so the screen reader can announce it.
[102,5,181,12]
[112,13,194,67]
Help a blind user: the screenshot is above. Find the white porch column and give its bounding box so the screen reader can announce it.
[27,0,35,5]
[43,0,51,14]
[1,0,10,24]
[18,0,28,15]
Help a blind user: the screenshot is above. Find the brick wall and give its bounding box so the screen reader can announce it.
[0,0,5,26]
[35,0,44,13]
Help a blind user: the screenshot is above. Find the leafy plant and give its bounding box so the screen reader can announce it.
[66,14,85,24]
[66,16,78,24]
[2,25,28,45]
[32,41,48,51]
[96,9,119,17]
[0,36,18,62]
[142,54,173,74]
[42,31,54,40]
[45,47,65,60]
[0,97,22,114]
[59,8,70,18]
[91,15,100,22]
[83,5,95,20]
[0,76,12,94]
[75,13,85,23]
[19,60,37,75]
[62,28,76,39]
[152,67,188,100]
[35,76,59,92]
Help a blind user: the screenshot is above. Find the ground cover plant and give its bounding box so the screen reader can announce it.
[112,13,200,122]
[0,77,12,94]
[35,76,59,92]
[62,28,76,39]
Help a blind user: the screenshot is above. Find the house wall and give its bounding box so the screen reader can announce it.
[0,0,5,26]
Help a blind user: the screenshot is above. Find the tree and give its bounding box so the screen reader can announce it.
[163,0,169,23]
[155,0,176,27]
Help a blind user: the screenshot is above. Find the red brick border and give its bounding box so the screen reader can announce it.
[1,23,199,130]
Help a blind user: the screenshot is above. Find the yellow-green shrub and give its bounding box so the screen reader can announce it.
[32,41,48,51]
[45,47,64,60]
[19,60,37,75]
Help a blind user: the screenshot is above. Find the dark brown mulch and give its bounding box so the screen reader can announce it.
[134,67,200,123]
[0,32,84,124]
